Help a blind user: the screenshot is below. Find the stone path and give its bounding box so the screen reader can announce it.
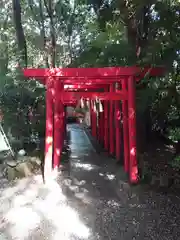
[0,123,180,239]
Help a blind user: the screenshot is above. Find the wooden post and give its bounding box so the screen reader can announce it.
[94,99,98,141]
[100,111,104,145]
[64,106,67,140]
[44,77,54,178]
[91,100,97,138]
[115,83,121,161]
[53,80,63,169]
[98,109,101,142]
[128,76,138,184]
[109,84,115,155]
[122,79,129,172]
[94,101,97,139]
[89,100,92,133]
[91,100,94,136]
[99,101,104,145]
[104,100,109,151]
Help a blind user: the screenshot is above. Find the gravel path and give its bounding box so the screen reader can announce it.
[0,123,180,240]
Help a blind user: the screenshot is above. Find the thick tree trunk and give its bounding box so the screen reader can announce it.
[44,0,56,67]
[12,0,27,67]
[91,0,152,60]
[28,0,49,67]
[39,0,49,67]
[0,17,9,74]
[119,1,151,60]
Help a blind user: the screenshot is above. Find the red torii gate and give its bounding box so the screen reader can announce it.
[23,66,165,184]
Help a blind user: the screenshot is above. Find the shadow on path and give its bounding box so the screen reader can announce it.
[0,123,179,240]
[59,124,180,240]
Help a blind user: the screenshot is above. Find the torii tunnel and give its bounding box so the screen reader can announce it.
[23,66,165,184]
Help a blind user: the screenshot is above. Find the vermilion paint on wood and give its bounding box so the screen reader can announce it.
[23,67,165,78]
[23,66,165,184]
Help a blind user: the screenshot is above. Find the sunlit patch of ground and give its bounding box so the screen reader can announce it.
[0,174,91,240]
[1,124,180,240]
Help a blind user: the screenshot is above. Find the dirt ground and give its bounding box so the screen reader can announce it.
[0,124,180,240]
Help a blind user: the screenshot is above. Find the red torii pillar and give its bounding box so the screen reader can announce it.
[97,100,103,144]
[99,109,104,145]
[109,84,115,155]
[43,77,64,176]
[104,99,109,151]
[92,100,97,138]
[115,83,121,162]
[122,79,129,173]
[53,79,64,170]
[103,85,109,151]
[128,76,138,183]
[44,76,54,177]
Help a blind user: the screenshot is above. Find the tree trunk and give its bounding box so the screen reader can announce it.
[28,0,49,67]
[39,0,49,67]
[12,0,27,67]
[119,1,151,60]
[44,0,56,67]
[0,17,9,74]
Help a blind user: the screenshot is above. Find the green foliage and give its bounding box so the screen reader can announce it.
[0,69,45,139]
[0,0,179,170]
[171,150,180,169]
[168,128,180,143]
